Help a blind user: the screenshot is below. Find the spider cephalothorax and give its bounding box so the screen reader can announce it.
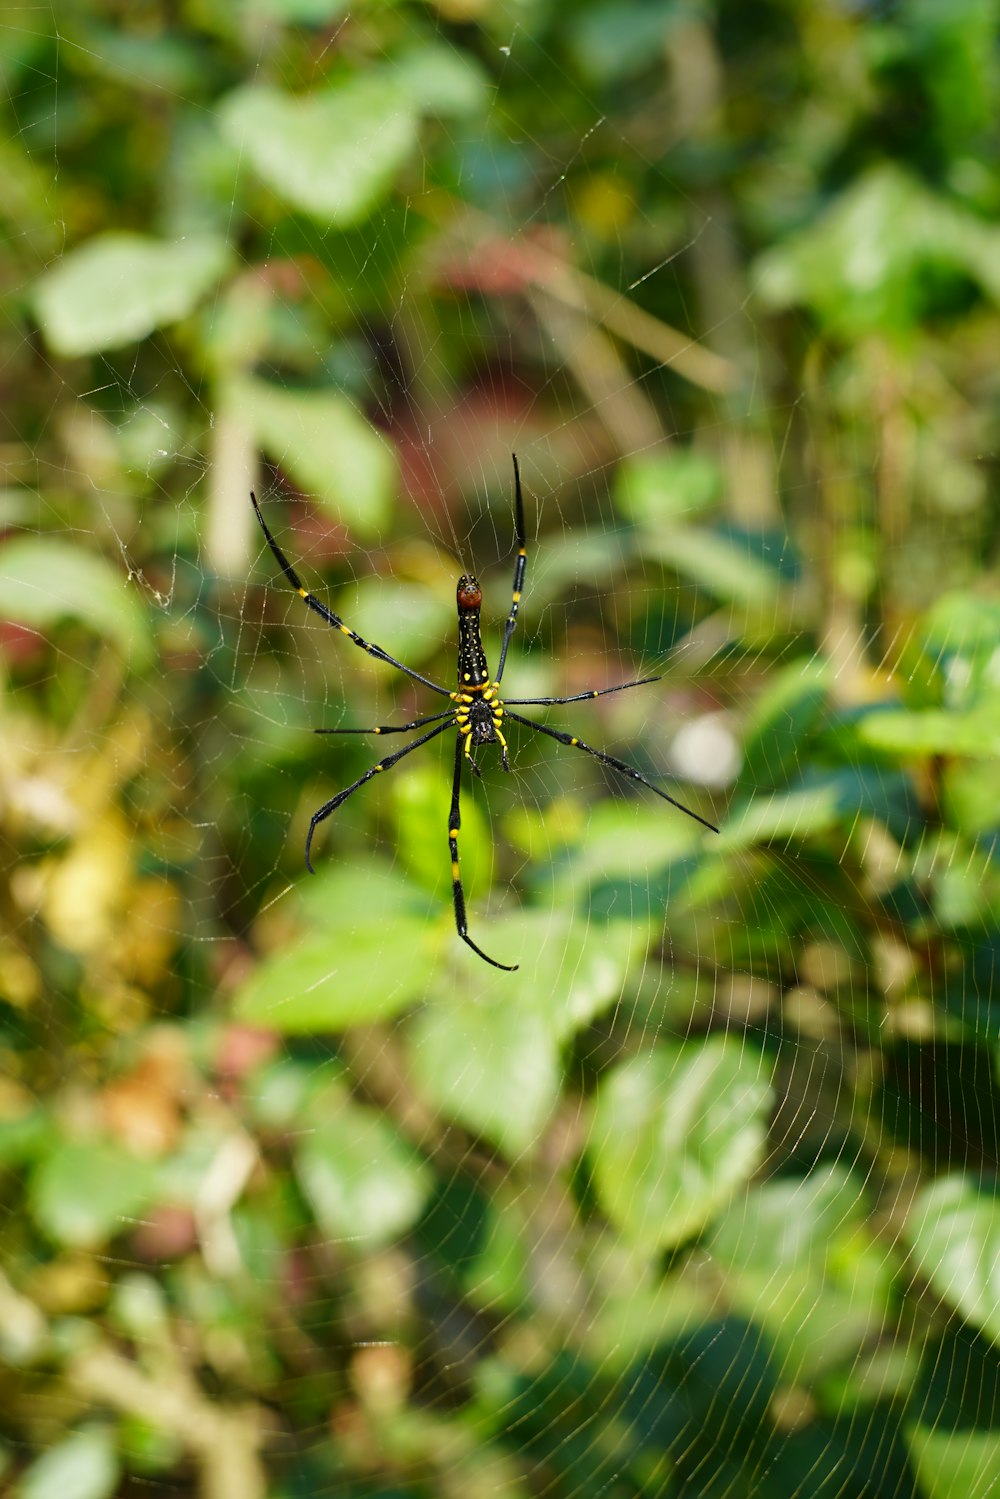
[251,455,718,972]
[453,685,509,770]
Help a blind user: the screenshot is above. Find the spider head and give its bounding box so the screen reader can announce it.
[456,576,482,611]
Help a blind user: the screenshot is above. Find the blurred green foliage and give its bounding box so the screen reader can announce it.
[4,1,1000,1496]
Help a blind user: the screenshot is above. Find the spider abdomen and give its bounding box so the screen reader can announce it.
[456,573,491,688]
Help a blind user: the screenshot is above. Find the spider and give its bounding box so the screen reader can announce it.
[251,458,719,971]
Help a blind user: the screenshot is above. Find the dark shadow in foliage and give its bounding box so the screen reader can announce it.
[912,1325,1000,1432]
[879,1041,1000,1173]
[621,1319,916,1499]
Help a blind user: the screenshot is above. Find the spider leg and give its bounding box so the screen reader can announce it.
[504,710,720,834]
[252,493,451,698]
[315,712,453,736]
[494,454,527,684]
[304,720,451,873]
[504,676,659,706]
[449,735,517,971]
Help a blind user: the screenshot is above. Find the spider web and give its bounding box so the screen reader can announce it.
[2,4,998,1498]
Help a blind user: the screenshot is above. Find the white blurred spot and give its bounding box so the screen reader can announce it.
[670,713,741,788]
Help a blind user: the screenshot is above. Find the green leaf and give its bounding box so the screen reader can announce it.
[238,378,396,538]
[739,657,830,792]
[904,1176,1000,1343]
[390,761,488,901]
[389,44,490,118]
[0,540,154,667]
[858,704,1000,757]
[30,232,228,356]
[295,859,433,931]
[709,1166,896,1377]
[615,450,722,524]
[408,995,560,1158]
[903,0,1000,146]
[715,785,842,849]
[640,524,781,607]
[540,799,704,908]
[568,0,678,84]
[341,577,451,667]
[463,1199,531,1312]
[906,1425,1000,1499]
[0,1110,49,1167]
[406,907,633,1154]
[234,918,433,1033]
[218,80,417,225]
[944,759,1000,837]
[587,1038,772,1250]
[296,1106,430,1247]
[508,913,640,1042]
[922,591,1000,669]
[755,165,1000,337]
[20,1428,119,1499]
[30,1142,157,1249]
[241,0,348,20]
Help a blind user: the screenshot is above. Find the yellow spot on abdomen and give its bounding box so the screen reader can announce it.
[512,591,521,603]
[451,861,460,880]
[449,828,459,839]
[297,587,308,599]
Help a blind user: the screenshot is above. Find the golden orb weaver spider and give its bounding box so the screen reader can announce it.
[251,457,719,971]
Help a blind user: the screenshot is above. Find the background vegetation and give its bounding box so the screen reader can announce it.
[4,1,1000,1495]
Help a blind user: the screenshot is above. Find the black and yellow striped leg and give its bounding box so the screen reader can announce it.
[314,712,453,737]
[495,454,527,684]
[304,720,451,873]
[504,711,720,834]
[504,676,660,706]
[251,493,451,699]
[449,736,517,971]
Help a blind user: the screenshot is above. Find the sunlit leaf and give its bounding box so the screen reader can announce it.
[615,450,722,524]
[296,859,435,930]
[739,657,830,792]
[640,524,782,607]
[755,165,1000,336]
[588,1038,772,1249]
[904,1175,1000,1343]
[715,786,842,848]
[405,906,632,1154]
[709,1166,896,1377]
[43,812,133,956]
[20,1428,119,1499]
[390,759,488,901]
[31,1142,157,1249]
[858,705,1000,757]
[921,591,1000,667]
[0,541,153,666]
[241,0,348,20]
[340,576,451,665]
[30,232,228,355]
[238,378,396,538]
[296,1106,431,1246]
[218,80,417,225]
[234,919,433,1033]
[408,994,560,1158]
[906,1425,1000,1499]
[390,44,490,118]
[506,912,638,1041]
